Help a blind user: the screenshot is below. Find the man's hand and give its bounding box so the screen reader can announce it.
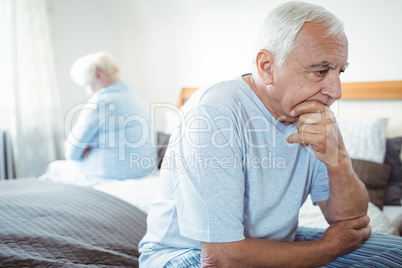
[320,215,372,261]
[286,100,346,167]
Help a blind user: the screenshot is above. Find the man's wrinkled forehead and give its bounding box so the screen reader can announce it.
[307,61,349,71]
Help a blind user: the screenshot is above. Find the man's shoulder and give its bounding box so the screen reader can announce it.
[185,78,250,111]
[204,78,247,98]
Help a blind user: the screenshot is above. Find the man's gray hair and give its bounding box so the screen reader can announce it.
[254,1,344,67]
[70,52,120,86]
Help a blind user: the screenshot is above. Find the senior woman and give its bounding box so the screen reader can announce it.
[42,52,157,185]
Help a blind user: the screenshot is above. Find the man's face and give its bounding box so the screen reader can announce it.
[267,22,349,124]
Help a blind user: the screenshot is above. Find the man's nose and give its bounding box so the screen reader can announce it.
[322,74,342,100]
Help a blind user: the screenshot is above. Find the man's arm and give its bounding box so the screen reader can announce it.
[201,215,371,268]
[317,160,369,224]
[287,100,369,223]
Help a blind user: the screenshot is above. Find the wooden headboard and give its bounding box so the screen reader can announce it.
[178,87,199,107]
[342,81,402,99]
[178,81,402,106]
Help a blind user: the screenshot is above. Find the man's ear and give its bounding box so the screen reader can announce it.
[256,49,274,85]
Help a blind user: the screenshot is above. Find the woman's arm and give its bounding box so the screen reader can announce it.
[65,102,100,160]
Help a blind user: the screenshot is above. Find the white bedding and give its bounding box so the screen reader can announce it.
[93,171,399,236]
[94,171,161,213]
[383,206,402,222]
[299,196,399,236]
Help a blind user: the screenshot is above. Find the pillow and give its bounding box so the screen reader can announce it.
[384,137,402,206]
[351,158,392,210]
[157,132,171,168]
[392,213,402,236]
[339,118,388,163]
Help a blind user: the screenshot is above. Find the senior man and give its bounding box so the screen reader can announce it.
[139,1,402,267]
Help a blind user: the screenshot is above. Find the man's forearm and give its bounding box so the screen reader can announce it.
[322,155,369,223]
[202,238,332,268]
[201,215,371,268]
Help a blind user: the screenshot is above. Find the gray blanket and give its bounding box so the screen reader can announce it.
[0,179,147,267]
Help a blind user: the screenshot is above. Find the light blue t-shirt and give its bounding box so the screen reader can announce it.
[139,77,329,267]
[64,80,157,180]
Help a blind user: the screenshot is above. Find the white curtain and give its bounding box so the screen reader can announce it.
[0,0,64,178]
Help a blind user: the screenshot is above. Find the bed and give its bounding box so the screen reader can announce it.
[1,80,402,267]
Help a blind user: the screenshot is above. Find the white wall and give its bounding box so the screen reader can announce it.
[47,0,402,132]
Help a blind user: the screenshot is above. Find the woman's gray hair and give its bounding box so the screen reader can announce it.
[70,52,120,86]
[254,1,344,67]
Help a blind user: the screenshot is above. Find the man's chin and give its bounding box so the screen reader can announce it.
[277,115,298,125]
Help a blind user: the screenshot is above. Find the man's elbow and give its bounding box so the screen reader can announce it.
[201,241,246,268]
[200,253,222,268]
[200,253,243,268]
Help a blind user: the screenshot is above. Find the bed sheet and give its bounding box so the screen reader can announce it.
[93,170,161,213]
[0,179,147,267]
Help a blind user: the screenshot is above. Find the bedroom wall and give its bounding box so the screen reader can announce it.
[47,0,402,132]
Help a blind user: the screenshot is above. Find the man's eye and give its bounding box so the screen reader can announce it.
[316,70,328,76]
[339,69,345,75]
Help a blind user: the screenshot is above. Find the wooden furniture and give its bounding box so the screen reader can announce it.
[342,80,402,99]
[178,87,199,107]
